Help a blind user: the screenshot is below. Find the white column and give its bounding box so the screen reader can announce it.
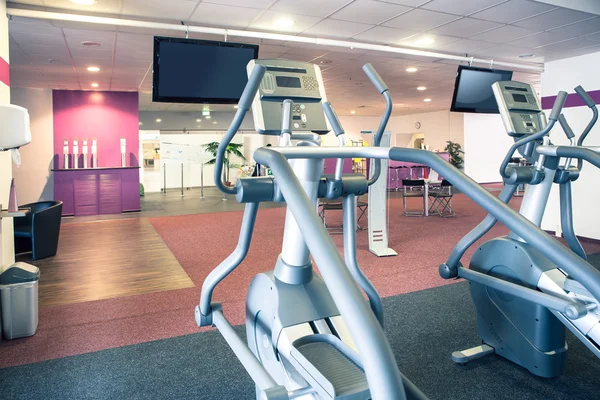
[0,0,15,272]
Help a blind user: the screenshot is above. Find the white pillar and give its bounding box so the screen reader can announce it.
[0,0,15,272]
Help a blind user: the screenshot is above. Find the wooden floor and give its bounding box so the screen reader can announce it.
[18,218,194,307]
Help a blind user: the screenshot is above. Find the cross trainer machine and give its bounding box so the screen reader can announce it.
[440,81,600,378]
[194,59,600,399]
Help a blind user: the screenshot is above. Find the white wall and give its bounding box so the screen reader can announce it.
[541,51,600,240]
[463,113,514,183]
[0,0,14,272]
[11,88,54,204]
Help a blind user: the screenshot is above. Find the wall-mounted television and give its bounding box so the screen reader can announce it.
[450,65,513,114]
[152,37,259,104]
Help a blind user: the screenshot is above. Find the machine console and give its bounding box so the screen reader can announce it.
[492,81,547,137]
[248,59,329,135]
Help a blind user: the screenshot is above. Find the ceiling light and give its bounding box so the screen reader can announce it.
[417,86,426,91]
[416,37,435,46]
[156,118,162,123]
[87,66,100,72]
[274,18,295,28]
[212,121,218,124]
[519,53,535,59]
[406,67,418,73]
[139,122,143,126]
[319,59,333,65]
[91,83,99,88]
[205,115,211,119]
[234,105,239,109]
[71,0,97,4]
[81,41,100,47]
[196,118,202,122]
[424,98,432,102]
[350,110,356,114]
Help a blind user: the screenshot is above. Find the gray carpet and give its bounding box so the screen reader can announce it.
[2,279,600,400]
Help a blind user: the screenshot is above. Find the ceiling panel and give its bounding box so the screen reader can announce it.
[270,0,351,18]
[513,8,596,30]
[383,9,459,31]
[204,0,274,8]
[397,33,460,49]
[248,11,322,33]
[547,17,600,38]
[302,19,372,39]
[189,3,264,29]
[42,0,124,14]
[329,0,411,24]
[429,17,503,37]
[470,0,557,23]
[512,31,572,47]
[471,25,540,43]
[351,26,416,44]
[437,38,493,53]
[420,0,506,16]
[121,0,198,20]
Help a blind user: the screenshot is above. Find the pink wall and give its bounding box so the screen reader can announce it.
[53,91,139,169]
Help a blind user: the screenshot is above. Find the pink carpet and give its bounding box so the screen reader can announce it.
[2,193,599,368]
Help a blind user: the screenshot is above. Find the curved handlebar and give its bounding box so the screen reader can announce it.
[214,65,267,195]
[322,102,345,136]
[575,85,595,108]
[362,63,392,186]
[558,114,575,140]
[574,86,599,171]
[549,91,568,121]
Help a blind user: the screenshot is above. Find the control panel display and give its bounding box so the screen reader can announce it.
[512,93,527,103]
[276,76,301,88]
[492,81,546,137]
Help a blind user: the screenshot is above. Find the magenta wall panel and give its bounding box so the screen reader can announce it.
[121,168,141,212]
[52,90,139,169]
[54,171,75,216]
[74,172,98,216]
[99,171,122,215]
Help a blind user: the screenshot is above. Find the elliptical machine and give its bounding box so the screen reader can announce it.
[440,81,600,378]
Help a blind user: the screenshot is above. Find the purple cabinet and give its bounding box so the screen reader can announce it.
[53,167,140,216]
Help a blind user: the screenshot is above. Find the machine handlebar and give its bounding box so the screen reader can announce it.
[322,102,345,137]
[575,85,595,108]
[549,91,568,121]
[558,114,576,140]
[362,63,389,94]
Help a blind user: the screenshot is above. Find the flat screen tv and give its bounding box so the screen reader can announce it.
[450,65,513,114]
[153,37,259,104]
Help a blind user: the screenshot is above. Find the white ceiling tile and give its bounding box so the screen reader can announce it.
[421,0,506,16]
[429,17,503,37]
[302,19,372,39]
[351,26,416,44]
[10,32,66,46]
[511,31,571,48]
[471,25,540,43]
[9,21,63,36]
[513,8,596,30]
[204,0,274,8]
[270,0,351,18]
[249,11,323,33]
[547,17,600,38]
[470,0,557,24]
[121,0,198,20]
[62,28,117,42]
[538,37,599,52]
[473,44,531,59]
[585,32,600,41]
[189,3,263,28]
[383,9,459,31]
[397,33,460,49]
[438,38,493,53]
[330,0,411,24]
[374,0,429,5]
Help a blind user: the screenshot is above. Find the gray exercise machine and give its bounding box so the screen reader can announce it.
[440,80,600,378]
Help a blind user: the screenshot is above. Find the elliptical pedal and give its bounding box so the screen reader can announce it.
[289,334,370,400]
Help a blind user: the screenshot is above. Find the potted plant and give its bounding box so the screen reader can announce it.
[444,140,464,170]
[203,141,246,186]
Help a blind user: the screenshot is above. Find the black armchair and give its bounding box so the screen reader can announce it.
[14,201,63,260]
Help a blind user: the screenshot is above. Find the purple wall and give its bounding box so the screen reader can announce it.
[542,89,600,110]
[52,90,139,168]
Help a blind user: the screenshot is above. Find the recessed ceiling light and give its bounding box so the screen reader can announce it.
[274,18,295,28]
[139,122,143,126]
[87,66,100,72]
[205,115,211,119]
[319,59,333,65]
[81,41,101,47]
[417,86,426,91]
[91,83,99,88]
[233,105,239,109]
[196,118,202,122]
[71,0,96,4]
[350,110,356,114]
[519,53,535,59]
[212,121,218,124]
[406,67,418,73]
[416,37,435,46]
[424,98,432,102]
[156,118,162,123]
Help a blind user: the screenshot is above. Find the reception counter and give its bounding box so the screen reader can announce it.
[52,167,140,216]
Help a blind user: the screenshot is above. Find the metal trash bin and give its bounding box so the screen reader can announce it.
[0,262,39,340]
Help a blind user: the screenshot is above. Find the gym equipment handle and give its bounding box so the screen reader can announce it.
[239,64,266,111]
[362,63,388,94]
[322,102,345,136]
[549,91,568,121]
[575,85,595,108]
[282,99,293,135]
[558,114,575,139]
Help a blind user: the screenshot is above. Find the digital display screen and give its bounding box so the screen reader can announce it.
[276,76,301,88]
[450,65,513,114]
[512,93,528,103]
[153,37,259,104]
[526,122,534,127]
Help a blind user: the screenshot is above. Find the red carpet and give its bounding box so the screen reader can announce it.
[2,193,599,368]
